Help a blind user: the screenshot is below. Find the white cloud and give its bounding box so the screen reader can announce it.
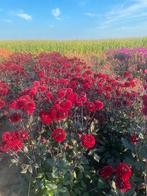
[97,0,147,29]
[51,8,61,19]
[16,11,32,21]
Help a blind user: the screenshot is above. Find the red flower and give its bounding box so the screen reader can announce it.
[21,87,38,97]
[39,85,47,93]
[81,134,95,149]
[18,130,29,141]
[124,71,132,79]
[46,91,53,100]
[9,95,36,115]
[10,139,23,152]
[67,92,77,103]
[0,81,9,96]
[142,106,147,116]
[1,131,24,152]
[60,99,73,111]
[115,177,131,193]
[0,142,9,153]
[94,100,104,111]
[33,80,40,87]
[2,131,12,142]
[99,165,114,180]
[130,133,139,145]
[40,111,52,125]
[115,163,132,180]
[76,94,87,107]
[142,94,147,106]
[50,104,68,121]
[0,98,5,109]
[144,69,147,74]
[51,128,66,143]
[86,101,96,112]
[9,112,21,123]
[58,89,67,98]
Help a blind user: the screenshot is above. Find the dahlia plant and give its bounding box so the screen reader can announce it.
[0,52,146,195]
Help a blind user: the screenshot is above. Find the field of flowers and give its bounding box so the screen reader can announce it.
[0,47,147,196]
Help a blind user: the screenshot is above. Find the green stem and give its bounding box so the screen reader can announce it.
[28,175,31,196]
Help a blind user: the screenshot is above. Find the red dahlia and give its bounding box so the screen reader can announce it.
[0,98,5,109]
[130,133,139,145]
[142,94,147,106]
[9,112,21,123]
[0,81,9,96]
[40,111,52,125]
[18,130,29,141]
[51,128,66,143]
[86,101,96,112]
[115,177,131,192]
[81,134,96,149]
[9,95,36,115]
[115,163,132,180]
[94,100,104,111]
[142,106,147,116]
[99,165,114,180]
[1,131,25,152]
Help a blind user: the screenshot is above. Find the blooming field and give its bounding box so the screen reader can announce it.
[0,49,147,196]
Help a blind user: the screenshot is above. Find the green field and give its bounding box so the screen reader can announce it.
[0,37,147,54]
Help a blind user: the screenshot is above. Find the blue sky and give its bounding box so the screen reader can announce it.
[0,0,147,39]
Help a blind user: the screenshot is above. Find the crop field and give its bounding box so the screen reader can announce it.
[0,37,147,55]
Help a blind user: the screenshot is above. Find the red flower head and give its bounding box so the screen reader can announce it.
[9,112,21,123]
[115,177,131,193]
[144,69,147,74]
[86,101,96,112]
[40,111,52,125]
[99,165,114,180]
[60,99,73,111]
[0,98,5,109]
[58,88,67,98]
[18,130,29,141]
[81,134,96,149]
[50,104,68,121]
[142,94,147,106]
[2,131,12,142]
[51,128,66,143]
[33,80,40,87]
[46,91,53,100]
[142,106,147,116]
[0,81,9,96]
[9,95,36,115]
[115,163,132,180]
[1,131,24,152]
[124,71,132,79]
[94,100,104,111]
[76,93,87,107]
[130,133,139,145]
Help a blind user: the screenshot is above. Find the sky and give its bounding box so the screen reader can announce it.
[0,0,147,39]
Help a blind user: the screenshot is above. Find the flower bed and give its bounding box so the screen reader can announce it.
[0,51,147,195]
